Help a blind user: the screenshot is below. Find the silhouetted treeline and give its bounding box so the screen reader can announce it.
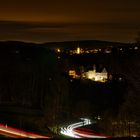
[0,41,70,120]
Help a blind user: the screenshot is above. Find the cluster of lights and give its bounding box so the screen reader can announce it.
[85,69,108,82]
[56,46,139,55]
[56,48,61,53]
[69,67,108,83]
[119,46,139,52]
[69,47,102,55]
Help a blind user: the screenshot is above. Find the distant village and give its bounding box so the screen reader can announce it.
[53,43,139,83]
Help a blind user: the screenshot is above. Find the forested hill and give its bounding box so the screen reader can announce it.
[0,41,69,116]
[0,40,139,123]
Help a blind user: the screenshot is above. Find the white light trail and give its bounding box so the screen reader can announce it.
[60,118,109,138]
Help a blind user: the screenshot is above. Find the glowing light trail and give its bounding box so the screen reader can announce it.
[60,118,110,138]
[0,123,50,138]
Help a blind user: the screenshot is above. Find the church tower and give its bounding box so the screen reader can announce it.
[93,64,96,73]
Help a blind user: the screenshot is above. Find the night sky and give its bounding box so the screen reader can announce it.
[0,0,140,43]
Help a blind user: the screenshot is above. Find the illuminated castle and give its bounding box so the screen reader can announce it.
[69,65,108,83]
[84,65,108,82]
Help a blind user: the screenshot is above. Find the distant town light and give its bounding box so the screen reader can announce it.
[119,77,122,81]
[77,47,81,54]
[69,70,77,78]
[57,48,61,53]
[49,78,52,81]
[70,79,73,82]
[134,46,138,50]
[15,50,19,54]
[97,116,101,120]
[57,56,61,59]
[105,49,111,53]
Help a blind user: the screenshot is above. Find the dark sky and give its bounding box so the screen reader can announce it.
[0,0,140,43]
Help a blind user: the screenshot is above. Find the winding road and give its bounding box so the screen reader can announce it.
[60,118,111,138]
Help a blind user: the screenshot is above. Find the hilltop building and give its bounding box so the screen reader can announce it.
[84,65,108,82]
[69,65,108,83]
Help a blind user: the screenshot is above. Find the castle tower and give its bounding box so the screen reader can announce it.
[93,64,96,73]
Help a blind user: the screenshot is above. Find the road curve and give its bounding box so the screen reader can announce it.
[60,118,110,138]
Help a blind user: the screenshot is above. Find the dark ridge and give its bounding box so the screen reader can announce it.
[0,39,130,49]
[41,40,130,50]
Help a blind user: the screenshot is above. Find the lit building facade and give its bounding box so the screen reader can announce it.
[84,66,108,82]
[69,65,108,83]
